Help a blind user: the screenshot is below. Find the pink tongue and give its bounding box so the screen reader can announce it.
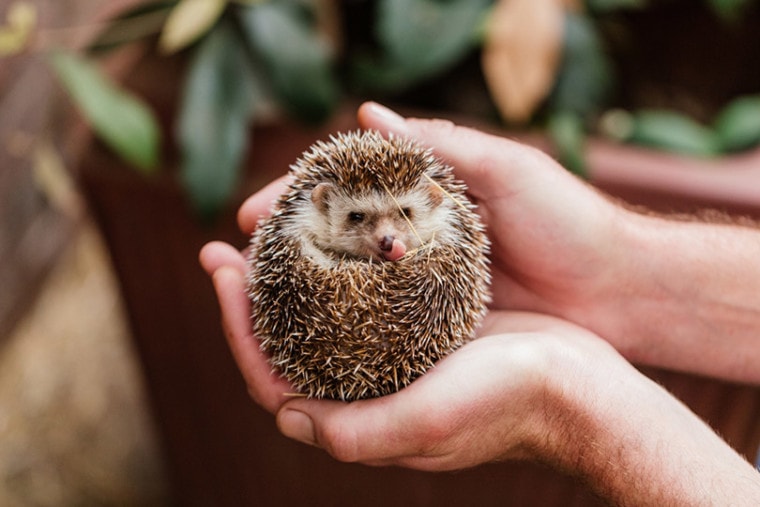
[382,239,407,261]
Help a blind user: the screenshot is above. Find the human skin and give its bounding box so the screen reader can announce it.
[199,102,760,504]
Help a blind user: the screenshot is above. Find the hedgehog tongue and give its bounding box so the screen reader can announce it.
[382,238,407,261]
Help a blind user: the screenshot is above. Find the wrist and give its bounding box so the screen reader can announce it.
[581,207,760,382]
[537,339,760,505]
[556,203,648,358]
[513,331,628,467]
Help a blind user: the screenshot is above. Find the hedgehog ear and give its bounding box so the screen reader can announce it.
[427,181,444,208]
[311,182,334,213]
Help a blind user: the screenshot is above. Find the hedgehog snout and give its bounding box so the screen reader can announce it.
[379,236,407,261]
[379,235,394,252]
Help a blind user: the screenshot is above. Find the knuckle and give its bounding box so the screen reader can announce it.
[417,415,456,451]
[318,418,360,463]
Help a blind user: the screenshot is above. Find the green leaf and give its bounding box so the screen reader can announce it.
[178,21,256,217]
[378,0,489,76]
[355,0,490,92]
[706,0,754,21]
[712,95,760,153]
[548,12,613,117]
[237,1,338,123]
[159,0,227,54]
[585,0,646,13]
[548,111,587,177]
[627,110,719,157]
[87,3,174,54]
[50,50,160,173]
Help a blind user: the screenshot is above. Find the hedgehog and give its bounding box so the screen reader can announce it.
[246,130,491,401]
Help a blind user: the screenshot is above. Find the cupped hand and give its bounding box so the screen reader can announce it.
[200,238,622,471]
[272,310,624,471]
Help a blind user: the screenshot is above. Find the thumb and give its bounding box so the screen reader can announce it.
[275,397,438,467]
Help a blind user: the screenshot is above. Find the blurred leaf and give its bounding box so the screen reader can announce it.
[237,1,338,123]
[548,12,613,117]
[88,3,174,53]
[585,0,646,13]
[627,110,719,157]
[706,0,754,21]
[159,0,227,54]
[50,51,160,173]
[482,0,565,123]
[357,0,490,91]
[598,108,635,140]
[178,21,256,217]
[0,1,36,56]
[548,111,587,176]
[378,0,490,72]
[713,95,760,152]
[314,0,343,55]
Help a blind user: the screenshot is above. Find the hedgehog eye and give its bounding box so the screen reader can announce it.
[348,211,365,223]
[400,207,412,219]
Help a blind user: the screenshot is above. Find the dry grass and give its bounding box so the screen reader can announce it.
[0,222,169,506]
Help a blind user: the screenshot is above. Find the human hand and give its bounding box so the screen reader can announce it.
[351,103,630,329]
[198,237,622,470]
[269,310,621,471]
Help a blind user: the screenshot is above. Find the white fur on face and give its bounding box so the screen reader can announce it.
[291,180,460,264]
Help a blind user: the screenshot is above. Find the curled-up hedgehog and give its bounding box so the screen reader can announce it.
[246,130,491,401]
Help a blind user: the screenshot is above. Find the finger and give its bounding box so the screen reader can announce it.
[274,334,546,471]
[358,101,566,202]
[199,241,247,276]
[211,266,292,413]
[274,369,480,471]
[237,175,293,235]
[276,395,432,466]
[357,101,410,137]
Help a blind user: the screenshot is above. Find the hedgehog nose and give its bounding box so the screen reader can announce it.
[379,235,395,251]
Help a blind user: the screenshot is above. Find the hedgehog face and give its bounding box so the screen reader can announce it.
[308,179,448,262]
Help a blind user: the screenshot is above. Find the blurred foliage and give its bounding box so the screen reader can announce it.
[601,95,760,157]
[707,0,757,20]
[5,0,755,214]
[354,0,490,91]
[236,1,339,123]
[176,20,255,219]
[42,0,494,215]
[0,1,36,55]
[50,50,161,173]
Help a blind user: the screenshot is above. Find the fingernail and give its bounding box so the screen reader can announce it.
[278,409,317,446]
[365,102,408,133]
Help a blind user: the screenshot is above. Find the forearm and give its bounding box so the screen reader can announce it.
[593,210,760,383]
[543,347,760,505]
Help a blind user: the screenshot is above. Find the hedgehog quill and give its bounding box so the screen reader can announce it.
[246,131,491,401]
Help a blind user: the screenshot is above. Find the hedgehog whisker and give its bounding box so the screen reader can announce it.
[402,237,436,259]
[427,230,436,265]
[423,173,468,211]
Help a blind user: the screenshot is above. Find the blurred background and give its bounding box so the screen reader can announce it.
[2,0,760,505]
